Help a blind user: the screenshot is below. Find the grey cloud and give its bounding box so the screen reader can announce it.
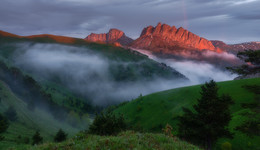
[0,0,259,43]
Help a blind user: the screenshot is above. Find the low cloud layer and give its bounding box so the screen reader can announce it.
[13,43,190,105]
[133,49,238,84]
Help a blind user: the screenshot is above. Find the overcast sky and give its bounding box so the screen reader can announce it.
[0,0,259,44]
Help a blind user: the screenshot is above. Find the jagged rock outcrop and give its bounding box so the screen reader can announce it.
[85,29,133,46]
[131,23,216,53]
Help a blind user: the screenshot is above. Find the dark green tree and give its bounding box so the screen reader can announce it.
[32,131,43,145]
[227,50,260,76]
[178,80,233,150]
[88,112,126,136]
[54,129,67,142]
[0,113,9,140]
[4,106,17,121]
[235,85,260,136]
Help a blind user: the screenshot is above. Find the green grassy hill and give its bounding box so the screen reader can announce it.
[29,131,201,150]
[112,78,260,150]
[0,80,82,150]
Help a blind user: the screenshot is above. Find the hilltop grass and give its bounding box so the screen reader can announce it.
[0,81,80,150]
[112,78,260,150]
[29,131,201,150]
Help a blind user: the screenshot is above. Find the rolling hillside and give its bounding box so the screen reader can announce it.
[0,80,83,150]
[112,78,260,149]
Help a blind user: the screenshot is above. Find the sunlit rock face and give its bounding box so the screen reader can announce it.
[131,22,216,53]
[85,29,133,46]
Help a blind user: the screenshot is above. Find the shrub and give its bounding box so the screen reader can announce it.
[88,112,126,136]
[221,142,232,150]
[162,123,173,137]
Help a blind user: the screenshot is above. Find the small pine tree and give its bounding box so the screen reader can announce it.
[178,80,233,150]
[32,131,43,145]
[0,113,9,141]
[4,106,17,121]
[54,129,67,142]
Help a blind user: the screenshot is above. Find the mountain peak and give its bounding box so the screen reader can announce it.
[131,23,216,52]
[85,28,133,46]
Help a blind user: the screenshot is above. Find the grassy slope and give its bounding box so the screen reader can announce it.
[113,78,260,150]
[30,131,201,150]
[0,81,80,150]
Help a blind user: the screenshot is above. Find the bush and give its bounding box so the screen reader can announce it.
[162,123,173,137]
[88,112,126,136]
[23,137,30,144]
[54,129,67,142]
[221,142,232,150]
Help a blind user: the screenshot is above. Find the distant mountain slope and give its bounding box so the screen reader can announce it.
[0,30,20,38]
[85,29,133,46]
[112,78,260,150]
[131,23,217,54]
[211,40,260,53]
[26,34,78,44]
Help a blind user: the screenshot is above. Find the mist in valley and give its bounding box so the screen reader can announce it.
[13,43,189,106]
[132,48,239,84]
[12,43,240,106]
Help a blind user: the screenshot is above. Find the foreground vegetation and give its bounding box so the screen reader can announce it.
[29,131,201,150]
[112,77,260,149]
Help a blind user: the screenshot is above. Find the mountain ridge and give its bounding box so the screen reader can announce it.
[1,28,259,53]
[85,28,133,46]
[211,40,260,53]
[130,22,217,53]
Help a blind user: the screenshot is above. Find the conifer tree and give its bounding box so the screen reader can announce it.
[0,113,9,140]
[54,129,67,142]
[178,80,233,150]
[32,131,43,145]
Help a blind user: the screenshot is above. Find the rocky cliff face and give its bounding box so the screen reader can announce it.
[85,29,133,46]
[131,23,216,53]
